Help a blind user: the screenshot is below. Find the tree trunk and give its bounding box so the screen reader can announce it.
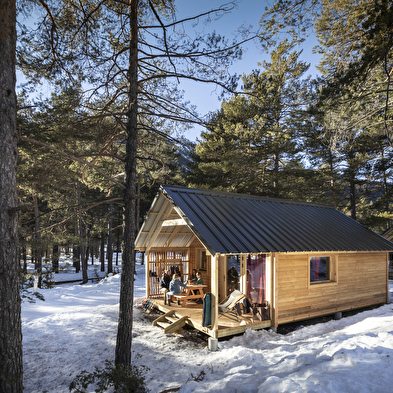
[81,225,88,284]
[116,221,120,266]
[115,0,138,368]
[33,194,42,275]
[73,244,80,273]
[77,181,88,283]
[100,233,105,272]
[91,240,96,265]
[348,149,357,220]
[52,244,59,273]
[0,1,23,390]
[22,245,27,272]
[108,207,113,274]
[328,149,337,209]
[136,173,141,235]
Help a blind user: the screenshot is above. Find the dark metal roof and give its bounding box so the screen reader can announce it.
[160,185,393,255]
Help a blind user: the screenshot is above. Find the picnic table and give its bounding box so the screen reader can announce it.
[173,284,207,307]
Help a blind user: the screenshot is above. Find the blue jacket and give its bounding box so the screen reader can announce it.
[169,278,186,294]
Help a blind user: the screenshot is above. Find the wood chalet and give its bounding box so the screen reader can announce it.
[135,185,393,338]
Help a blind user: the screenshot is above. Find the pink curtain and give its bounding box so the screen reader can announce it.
[247,254,266,304]
[311,257,320,281]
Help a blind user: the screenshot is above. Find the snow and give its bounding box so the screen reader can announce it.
[22,259,393,393]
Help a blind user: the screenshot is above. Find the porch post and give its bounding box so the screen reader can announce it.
[211,253,219,336]
[240,254,246,293]
[145,252,150,298]
[271,252,278,328]
[386,252,389,304]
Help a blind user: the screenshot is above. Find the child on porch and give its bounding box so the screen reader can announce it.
[166,273,187,306]
[190,271,204,303]
[190,271,204,285]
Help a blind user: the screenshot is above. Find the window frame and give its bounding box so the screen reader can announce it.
[308,254,337,287]
[196,248,207,271]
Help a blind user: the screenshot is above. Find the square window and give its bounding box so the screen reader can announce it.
[310,256,330,282]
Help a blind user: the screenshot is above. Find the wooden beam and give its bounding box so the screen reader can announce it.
[146,252,150,298]
[240,254,246,293]
[161,218,187,227]
[211,254,219,337]
[271,253,278,328]
[386,252,389,304]
[185,235,196,247]
[164,226,181,247]
[145,200,172,254]
[219,255,226,302]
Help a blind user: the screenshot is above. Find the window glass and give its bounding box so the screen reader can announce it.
[310,256,330,282]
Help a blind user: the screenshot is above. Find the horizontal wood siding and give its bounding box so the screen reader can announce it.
[277,252,387,324]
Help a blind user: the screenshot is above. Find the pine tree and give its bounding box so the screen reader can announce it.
[17,0,250,368]
[191,39,312,199]
[0,0,23,391]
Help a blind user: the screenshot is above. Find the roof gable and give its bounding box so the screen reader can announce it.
[136,185,393,255]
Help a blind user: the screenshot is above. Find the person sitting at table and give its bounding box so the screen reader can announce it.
[190,271,204,302]
[190,271,204,285]
[189,269,197,282]
[160,269,171,305]
[166,273,187,306]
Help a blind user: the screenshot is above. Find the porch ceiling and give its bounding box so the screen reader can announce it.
[135,193,196,251]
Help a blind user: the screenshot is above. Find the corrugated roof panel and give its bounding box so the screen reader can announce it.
[160,185,393,255]
[210,195,273,252]
[261,201,341,251]
[263,202,324,250]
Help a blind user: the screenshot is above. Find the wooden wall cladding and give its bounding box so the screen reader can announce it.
[277,252,387,324]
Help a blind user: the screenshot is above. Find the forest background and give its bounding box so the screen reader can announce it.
[17,0,393,270]
[0,0,392,391]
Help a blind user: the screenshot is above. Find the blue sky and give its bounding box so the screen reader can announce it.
[174,0,321,141]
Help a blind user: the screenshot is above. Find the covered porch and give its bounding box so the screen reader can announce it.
[150,297,272,339]
[142,247,274,337]
[135,186,275,337]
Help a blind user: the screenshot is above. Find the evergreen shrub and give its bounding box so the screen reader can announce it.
[69,360,149,393]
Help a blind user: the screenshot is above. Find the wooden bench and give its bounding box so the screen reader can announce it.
[172,294,188,306]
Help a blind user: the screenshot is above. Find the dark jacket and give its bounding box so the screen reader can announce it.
[160,273,171,290]
[191,276,204,285]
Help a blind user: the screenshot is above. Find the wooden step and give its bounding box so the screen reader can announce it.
[167,316,182,323]
[152,310,175,326]
[152,311,189,334]
[156,321,171,330]
[164,315,189,334]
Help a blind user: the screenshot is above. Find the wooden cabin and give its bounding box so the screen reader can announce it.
[135,185,393,338]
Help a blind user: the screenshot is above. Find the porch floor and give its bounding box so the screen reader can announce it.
[151,297,272,338]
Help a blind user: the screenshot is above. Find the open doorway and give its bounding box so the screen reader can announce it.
[227,255,240,294]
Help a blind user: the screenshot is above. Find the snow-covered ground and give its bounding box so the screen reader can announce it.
[22,258,393,393]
